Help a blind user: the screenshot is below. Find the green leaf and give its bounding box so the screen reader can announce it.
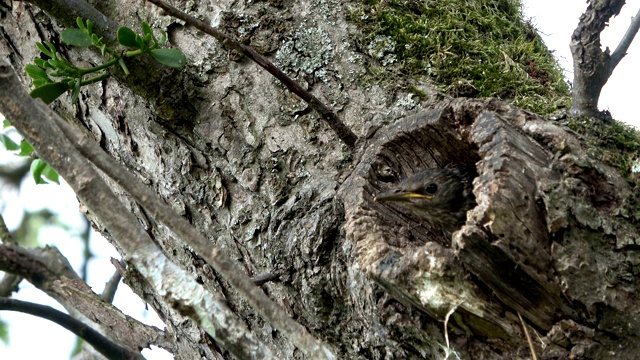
[135,35,146,50]
[91,34,104,48]
[41,164,60,184]
[18,140,34,156]
[157,29,167,45]
[118,58,130,75]
[142,33,153,46]
[30,159,47,184]
[3,119,11,129]
[30,159,59,184]
[57,57,75,70]
[76,17,85,31]
[99,43,107,57]
[34,58,49,69]
[71,78,81,103]
[36,42,53,58]
[86,19,93,34]
[33,78,50,87]
[117,26,140,49]
[150,48,187,68]
[30,82,72,104]
[62,28,93,47]
[0,319,8,345]
[25,64,50,81]
[0,134,19,151]
[43,41,57,58]
[142,22,152,37]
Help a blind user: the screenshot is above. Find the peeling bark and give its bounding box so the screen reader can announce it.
[1,1,639,359]
[342,98,640,358]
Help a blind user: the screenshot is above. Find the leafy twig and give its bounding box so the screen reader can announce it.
[25,17,186,104]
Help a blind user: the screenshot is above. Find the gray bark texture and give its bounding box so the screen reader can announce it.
[1,0,640,359]
[570,0,625,117]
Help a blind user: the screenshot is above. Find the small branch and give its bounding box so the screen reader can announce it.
[0,297,144,360]
[101,269,122,303]
[251,269,288,286]
[0,214,32,296]
[52,114,334,359]
[48,93,333,356]
[609,6,640,72]
[27,0,196,123]
[0,212,15,245]
[79,217,92,282]
[0,62,281,358]
[0,274,22,297]
[144,0,358,148]
[518,312,538,360]
[0,244,81,287]
[570,0,626,117]
[0,242,173,352]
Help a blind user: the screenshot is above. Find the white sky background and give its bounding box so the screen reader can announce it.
[0,179,171,359]
[1,1,639,359]
[521,0,640,128]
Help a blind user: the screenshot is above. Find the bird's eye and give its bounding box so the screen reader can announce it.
[426,183,438,194]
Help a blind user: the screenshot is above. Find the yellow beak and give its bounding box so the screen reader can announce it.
[374,191,434,202]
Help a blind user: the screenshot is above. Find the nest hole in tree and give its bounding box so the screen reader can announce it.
[363,121,480,248]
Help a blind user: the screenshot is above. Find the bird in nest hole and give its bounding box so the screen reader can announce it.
[374,167,476,235]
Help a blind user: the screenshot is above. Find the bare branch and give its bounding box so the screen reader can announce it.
[0,61,315,359]
[610,6,640,72]
[0,244,81,286]
[52,107,336,360]
[0,212,15,245]
[570,0,625,117]
[0,243,172,352]
[144,0,358,148]
[101,267,122,303]
[0,214,21,297]
[0,298,145,360]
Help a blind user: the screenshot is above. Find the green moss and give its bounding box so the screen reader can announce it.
[564,117,640,179]
[348,0,570,115]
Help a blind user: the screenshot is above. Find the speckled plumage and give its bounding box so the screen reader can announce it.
[375,167,476,235]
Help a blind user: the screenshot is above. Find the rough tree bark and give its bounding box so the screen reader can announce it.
[1,1,639,359]
[569,0,630,117]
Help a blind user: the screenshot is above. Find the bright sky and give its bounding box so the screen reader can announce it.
[0,179,171,359]
[1,1,639,359]
[521,0,640,128]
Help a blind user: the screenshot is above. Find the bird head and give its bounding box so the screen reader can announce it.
[374,167,476,235]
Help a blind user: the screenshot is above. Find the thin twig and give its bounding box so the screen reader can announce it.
[518,312,538,360]
[145,0,358,148]
[0,298,144,360]
[0,215,23,296]
[79,217,92,282]
[0,212,15,245]
[443,300,464,359]
[0,273,22,297]
[610,6,640,73]
[251,268,289,286]
[101,269,122,303]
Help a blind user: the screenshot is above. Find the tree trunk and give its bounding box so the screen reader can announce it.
[1,1,639,359]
